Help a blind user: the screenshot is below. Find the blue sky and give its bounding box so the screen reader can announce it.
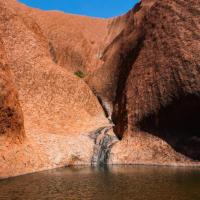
[19,0,139,18]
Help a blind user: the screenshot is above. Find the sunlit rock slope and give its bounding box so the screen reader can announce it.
[0,0,200,178]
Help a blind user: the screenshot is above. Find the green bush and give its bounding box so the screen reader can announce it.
[74,70,85,78]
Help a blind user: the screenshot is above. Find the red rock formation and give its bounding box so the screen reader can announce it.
[88,0,200,165]
[29,8,108,74]
[0,0,110,178]
[0,0,200,178]
[0,40,24,140]
[109,0,200,165]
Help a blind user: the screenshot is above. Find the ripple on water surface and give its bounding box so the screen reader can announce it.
[0,166,200,200]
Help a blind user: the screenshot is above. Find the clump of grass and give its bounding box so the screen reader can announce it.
[74,70,85,78]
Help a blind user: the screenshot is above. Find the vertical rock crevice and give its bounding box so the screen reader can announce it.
[112,33,145,139]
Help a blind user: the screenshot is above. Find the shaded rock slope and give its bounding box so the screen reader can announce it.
[0,0,200,178]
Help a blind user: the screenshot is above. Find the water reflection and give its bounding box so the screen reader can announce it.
[0,166,199,200]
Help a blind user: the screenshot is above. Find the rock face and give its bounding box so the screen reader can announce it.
[88,0,200,165]
[0,0,110,178]
[0,41,24,140]
[109,0,200,165]
[29,8,108,74]
[0,0,200,178]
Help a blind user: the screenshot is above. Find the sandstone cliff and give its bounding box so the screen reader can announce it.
[0,0,200,178]
[0,0,111,178]
[104,0,200,165]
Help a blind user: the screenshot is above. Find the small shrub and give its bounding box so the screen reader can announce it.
[74,70,85,78]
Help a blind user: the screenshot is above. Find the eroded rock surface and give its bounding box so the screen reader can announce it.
[91,127,118,166]
[0,0,109,178]
[88,0,200,165]
[109,0,200,165]
[0,0,200,178]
